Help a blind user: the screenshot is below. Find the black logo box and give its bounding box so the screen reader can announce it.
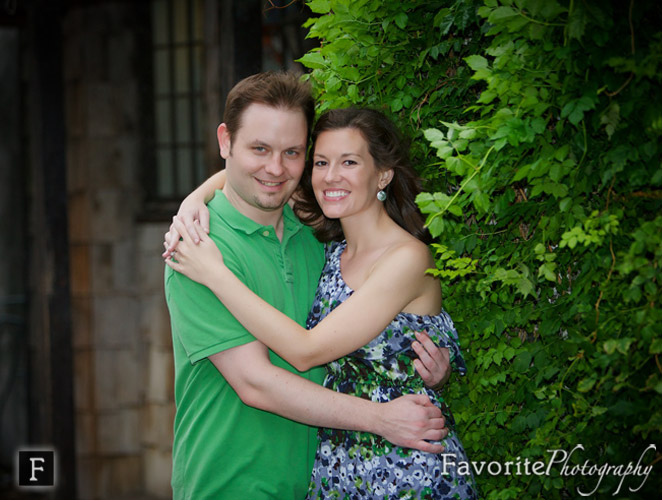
[18,450,55,487]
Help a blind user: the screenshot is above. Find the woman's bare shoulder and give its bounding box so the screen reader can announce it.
[376,236,434,277]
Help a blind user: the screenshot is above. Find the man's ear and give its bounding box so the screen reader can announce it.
[379,168,395,190]
[217,123,232,159]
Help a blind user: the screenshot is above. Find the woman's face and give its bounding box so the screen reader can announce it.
[311,128,391,220]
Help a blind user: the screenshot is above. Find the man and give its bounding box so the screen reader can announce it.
[164,72,450,499]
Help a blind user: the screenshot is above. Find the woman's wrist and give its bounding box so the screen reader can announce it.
[206,260,233,291]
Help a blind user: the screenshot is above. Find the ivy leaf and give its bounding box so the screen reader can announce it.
[516,276,534,297]
[538,262,557,282]
[513,351,532,373]
[578,376,597,392]
[488,6,518,23]
[600,102,621,139]
[650,339,662,354]
[447,204,463,217]
[394,12,408,29]
[465,54,489,70]
[566,3,588,40]
[415,192,437,214]
[347,84,359,101]
[298,51,326,69]
[560,96,596,125]
[307,0,331,14]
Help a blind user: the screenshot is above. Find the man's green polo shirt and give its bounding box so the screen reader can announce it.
[165,190,325,500]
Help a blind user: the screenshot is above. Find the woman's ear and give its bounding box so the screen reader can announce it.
[217,123,232,159]
[379,169,395,190]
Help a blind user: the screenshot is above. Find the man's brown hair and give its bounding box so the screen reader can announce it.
[223,72,315,143]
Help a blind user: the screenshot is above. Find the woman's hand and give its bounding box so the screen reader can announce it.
[162,170,228,258]
[412,331,451,391]
[162,194,211,259]
[165,218,225,288]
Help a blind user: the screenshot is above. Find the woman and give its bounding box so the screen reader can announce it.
[167,108,477,499]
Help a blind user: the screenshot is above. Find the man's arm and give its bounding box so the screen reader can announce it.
[210,340,448,453]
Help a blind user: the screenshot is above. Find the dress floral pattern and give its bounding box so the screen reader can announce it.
[307,241,478,500]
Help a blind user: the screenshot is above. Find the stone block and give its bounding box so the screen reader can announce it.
[145,348,173,404]
[89,189,132,242]
[92,295,139,349]
[140,295,171,349]
[86,138,124,189]
[75,455,99,500]
[76,411,97,456]
[70,243,91,296]
[94,348,143,410]
[62,7,83,39]
[116,136,139,188]
[116,82,139,132]
[71,296,93,348]
[62,12,83,82]
[68,192,91,244]
[139,251,168,295]
[67,138,89,194]
[109,32,135,84]
[97,409,142,455]
[144,447,173,499]
[89,241,137,294]
[112,238,139,292]
[142,403,174,448]
[138,223,170,255]
[86,83,116,137]
[66,83,86,140]
[80,21,108,82]
[89,243,113,293]
[97,455,143,498]
[74,348,94,411]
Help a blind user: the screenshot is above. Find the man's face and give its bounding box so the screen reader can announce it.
[218,103,308,224]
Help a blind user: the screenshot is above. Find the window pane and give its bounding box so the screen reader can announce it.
[192,0,204,43]
[195,146,205,183]
[157,148,174,197]
[174,47,190,93]
[173,0,189,44]
[193,95,202,144]
[191,46,203,92]
[155,99,172,143]
[175,97,191,143]
[153,48,170,96]
[151,0,169,45]
[176,148,193,195]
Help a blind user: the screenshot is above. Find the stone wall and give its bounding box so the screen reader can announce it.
[62,3,173,499]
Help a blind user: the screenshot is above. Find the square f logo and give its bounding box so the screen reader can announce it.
[18,450,55,487]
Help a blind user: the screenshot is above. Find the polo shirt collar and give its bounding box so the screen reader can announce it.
[210,190,304,237]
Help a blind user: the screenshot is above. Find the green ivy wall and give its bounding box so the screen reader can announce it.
[299,0,661,498]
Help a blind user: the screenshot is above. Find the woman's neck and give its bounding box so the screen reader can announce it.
[340,205,401,256]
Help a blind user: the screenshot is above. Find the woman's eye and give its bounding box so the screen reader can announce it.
[343,160,357,166]
[313,160,327,167]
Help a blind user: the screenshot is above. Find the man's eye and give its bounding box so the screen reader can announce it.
[254,147,267,153]
[284,150,300,157]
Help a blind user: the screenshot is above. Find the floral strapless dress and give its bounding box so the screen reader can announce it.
[306,241,478,500]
